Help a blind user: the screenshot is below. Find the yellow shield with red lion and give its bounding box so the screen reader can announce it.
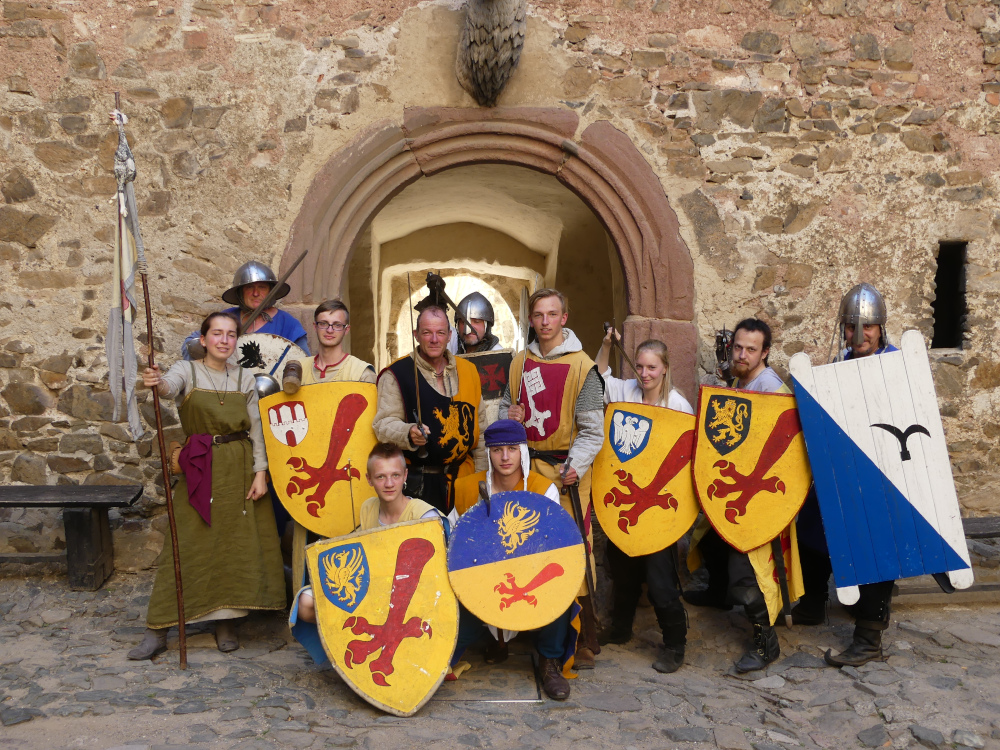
[306,519,458,717]
[592,403,699,557]
[259,382,378,538]
[693,386,811,553]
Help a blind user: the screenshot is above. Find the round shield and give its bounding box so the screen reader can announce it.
[592,402,700,557]
[228,332,306,377]
[448,490,585,632]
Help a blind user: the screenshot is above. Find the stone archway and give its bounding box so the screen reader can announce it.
[279,107,698,400]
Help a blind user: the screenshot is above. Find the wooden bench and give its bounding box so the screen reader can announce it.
[0,485,143,591]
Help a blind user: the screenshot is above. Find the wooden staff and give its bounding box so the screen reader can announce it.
[116,92,187,668]
[603,322,639,379]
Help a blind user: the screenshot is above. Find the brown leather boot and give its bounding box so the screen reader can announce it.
[537,657,570,701]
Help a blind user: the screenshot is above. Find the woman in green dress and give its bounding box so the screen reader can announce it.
[128,312,285,659]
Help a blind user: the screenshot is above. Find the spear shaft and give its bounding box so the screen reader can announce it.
[115,92,187,668]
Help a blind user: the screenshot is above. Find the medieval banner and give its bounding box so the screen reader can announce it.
[592,403,699,557]
[693,386,811,553]
[448,490,585,632]
[306,518,458,717]
[789,330,973,605]
[259,382,378,537]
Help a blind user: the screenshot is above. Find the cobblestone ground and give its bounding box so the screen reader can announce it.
[1,570,999,750]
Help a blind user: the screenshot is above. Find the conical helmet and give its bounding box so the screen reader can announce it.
[222,261,290,307]
[837,283,888,351]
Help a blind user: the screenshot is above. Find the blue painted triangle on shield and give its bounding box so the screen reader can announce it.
[793,378,969,588]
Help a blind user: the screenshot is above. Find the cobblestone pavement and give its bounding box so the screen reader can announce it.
[1,570,999,750]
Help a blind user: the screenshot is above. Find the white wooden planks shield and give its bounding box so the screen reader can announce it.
[788,330,972,606]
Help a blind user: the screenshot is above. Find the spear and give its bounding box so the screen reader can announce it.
[110,93,187,668]
[406,273,429,459]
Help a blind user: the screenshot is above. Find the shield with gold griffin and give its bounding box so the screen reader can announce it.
[448,490,585,632]
[693,386,811,553]
[259,382,378,538]
[592,403,700,557]
[306,518,458,717]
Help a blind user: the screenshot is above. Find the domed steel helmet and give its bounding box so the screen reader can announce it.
[455,291,495,326]
[222,261,290,308]
[837,282,888,353]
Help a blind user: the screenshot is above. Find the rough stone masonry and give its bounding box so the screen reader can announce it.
[0,0,998,565]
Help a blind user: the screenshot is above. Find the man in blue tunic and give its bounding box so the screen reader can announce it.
[182,261,310,359]
[793,283,900,667]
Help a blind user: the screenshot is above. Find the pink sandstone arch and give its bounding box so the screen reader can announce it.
[279,106,699,400]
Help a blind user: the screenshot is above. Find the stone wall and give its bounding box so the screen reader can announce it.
[1,0,998,566]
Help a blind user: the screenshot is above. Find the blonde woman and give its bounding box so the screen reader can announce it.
[595,328,693,673]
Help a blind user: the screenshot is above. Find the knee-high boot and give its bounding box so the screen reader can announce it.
[652,601,687,673]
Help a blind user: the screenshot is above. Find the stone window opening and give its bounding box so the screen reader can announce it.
[930,241,968,350]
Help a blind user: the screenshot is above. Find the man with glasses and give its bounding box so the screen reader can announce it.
[282,300,375,390]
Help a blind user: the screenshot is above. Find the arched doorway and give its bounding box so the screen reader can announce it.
[278,107,697,401]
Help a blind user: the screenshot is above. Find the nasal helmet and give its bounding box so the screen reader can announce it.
[837,282,888,352]
[455,291,495,326]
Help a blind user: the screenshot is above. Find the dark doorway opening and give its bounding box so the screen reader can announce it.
[931,241,967,349]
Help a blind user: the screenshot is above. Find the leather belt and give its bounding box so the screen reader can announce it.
[213,429,250,445]
[528,449,568,467]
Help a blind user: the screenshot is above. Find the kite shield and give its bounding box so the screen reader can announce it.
[260,382,378,537]
[448,490,585,632]
[306,519,458,717]
[592,403,699,557]
[693,386,811,553]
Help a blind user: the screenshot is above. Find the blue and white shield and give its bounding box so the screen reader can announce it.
[610,409,652,463]
[317,542,370,614]
[789,330,973,605]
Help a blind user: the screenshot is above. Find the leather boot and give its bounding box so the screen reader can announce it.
[827,581,893,667]
[537,657,570,701]
[215,620,240,653]
[734,597,778,673]
[825,626,883,667]
[128,628,168,660]
[735,623,780,673]
[652,602,687,674]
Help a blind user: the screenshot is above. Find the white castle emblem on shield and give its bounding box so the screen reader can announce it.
[268,401,309,447]
[522,368,551,437]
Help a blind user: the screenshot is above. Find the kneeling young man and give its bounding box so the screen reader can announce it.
[290,443,444,662]
[451,420,576,701]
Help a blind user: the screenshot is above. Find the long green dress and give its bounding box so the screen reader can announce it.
[146,364,285,628]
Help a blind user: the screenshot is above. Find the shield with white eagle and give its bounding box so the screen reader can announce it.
[592,403,699,557]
